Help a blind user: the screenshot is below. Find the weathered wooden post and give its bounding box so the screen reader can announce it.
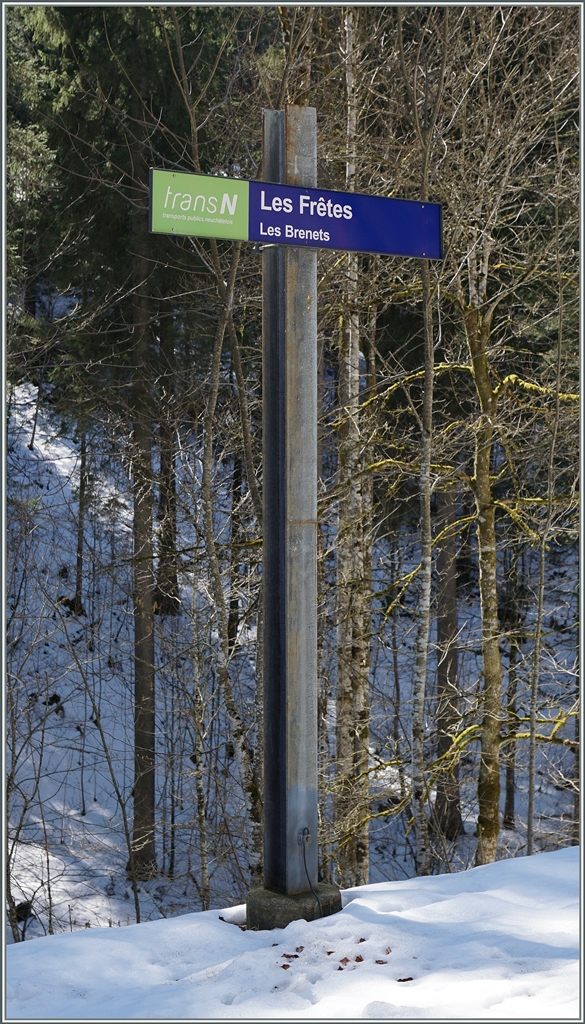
[246,106,341,929]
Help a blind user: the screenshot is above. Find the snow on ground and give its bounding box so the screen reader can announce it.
[6,846,579,1020]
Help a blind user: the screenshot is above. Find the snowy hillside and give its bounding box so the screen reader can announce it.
[5,383,579,945]
[6,846,579,1020]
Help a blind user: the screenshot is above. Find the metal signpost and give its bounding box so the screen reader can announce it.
[248,106,341,929]
[150,106,442,930]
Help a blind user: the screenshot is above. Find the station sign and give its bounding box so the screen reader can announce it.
[149,168,442,259]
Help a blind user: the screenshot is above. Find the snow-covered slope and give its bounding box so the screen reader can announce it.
[6,846,579,1020]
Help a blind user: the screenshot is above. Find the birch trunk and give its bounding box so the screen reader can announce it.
[73,429,86,617]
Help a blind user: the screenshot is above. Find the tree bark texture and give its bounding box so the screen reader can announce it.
[502,547,522,832]
[154,420,180,615]
[434,486,465,840]
[410,258,433,876]
[129,64,157,879]
[466,312,503,867]
[503,639,518,831]
[334,6,370,888]
[191,616,210,910]
[131,375,157,879]
[74,429,87,617]
[154,321,180,616]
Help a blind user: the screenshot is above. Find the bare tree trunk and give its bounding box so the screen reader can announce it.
[434,485,464,840]
[254,581,264,825]
[503,638,518,831]
[397,4,449,877]
[192,690,210,908]
[473,454,501,867]
[317,331,330,881]
[200,242,263,887]
[154,417,180,616]
[527,89,567,857]
[335,6,370,888]
[526,512,546,855]
[410,258,433,877]
[129,69,157,880]
[154,319,180,616]
[228,454,242,655]
[131,409,157,879]
[191,613,210,910]
[502,545,522,831]
[27,382,41,452]
[466,315,502,867]
[390,543,407,801]
[74,429,87,616]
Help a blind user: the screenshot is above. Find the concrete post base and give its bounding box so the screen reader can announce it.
[246,884,341,930]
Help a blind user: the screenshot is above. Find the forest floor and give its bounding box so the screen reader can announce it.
[6,845,579,1020]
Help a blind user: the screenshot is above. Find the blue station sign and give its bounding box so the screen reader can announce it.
[249,181,442,259]
[150,169,442,259]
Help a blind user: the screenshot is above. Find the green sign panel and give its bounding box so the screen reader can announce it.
[149,169,249,240]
